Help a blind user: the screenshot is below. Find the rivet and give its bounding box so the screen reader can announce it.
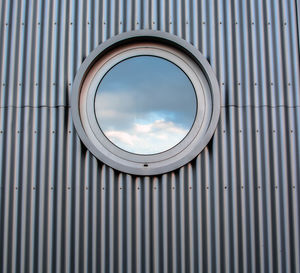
[172,186,175,189]
[22,22,24,25]
[19,83,21,86]
[0,131,3,133]
[256,130,259,132]
[189,186,192,189]
[238,82,240,85]
[258,186,261,189]
[35,83,38,86]
[53,83,56,86]
[235,21,238,24]
[251,22,254,25]
[223,130,226,133]
[5,23,8,26]
[284,22,287,25]
[153,21,155,24]
[275,186,278,189]
[70,22,73,25]
[102,187,104,190]
[2,83,5,86]
[271,82,273,86]
[202,21,205,24]
[222,82,224,85]
[120,22,122,24]
[273,130,276,132]
[69,130,71,133]
[288,82,291,86]
[52,130,55,133]
[16,187,18,190]
[291,130,293,133]
[254,82,257,86]
[38,22,40,25]
[224,186,227,189]
[33,187,36,190]
[68,187,71,190]
[154,187,157,189]
[293,186,295,189]
[34,130,37,133]
[51,187,53,190]
[54,22,56,25]
[137,187,140,190]
[240,129,242,133]
[120,187,122,190]
[86,187,88,190]
[241,186,244,189]
[69,83,71,86]
[220,21,222,24]
[170,21,172,24]
[268,22,270,25]
[136,21,139,24]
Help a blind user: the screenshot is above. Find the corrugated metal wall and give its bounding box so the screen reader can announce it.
[0,0,299,272]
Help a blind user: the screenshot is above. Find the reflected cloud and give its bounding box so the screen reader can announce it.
[105,119,188,154]
[95,55,197,154]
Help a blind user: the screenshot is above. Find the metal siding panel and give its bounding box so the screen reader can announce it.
[0,0,299,107]
[0,1,300,273]
[0,107,299,273]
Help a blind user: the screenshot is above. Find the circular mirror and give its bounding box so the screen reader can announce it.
[94,56,197,154]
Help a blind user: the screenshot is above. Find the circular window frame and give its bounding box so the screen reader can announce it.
[71,30,220,176]
[91,50,201,155]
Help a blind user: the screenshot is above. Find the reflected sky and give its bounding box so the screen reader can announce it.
[95,56,197,154]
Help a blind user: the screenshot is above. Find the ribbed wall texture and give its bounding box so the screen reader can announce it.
[0,0,299,273]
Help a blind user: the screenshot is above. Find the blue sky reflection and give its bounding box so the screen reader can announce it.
[95,56,197,154]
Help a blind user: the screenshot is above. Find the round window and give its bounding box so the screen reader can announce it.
[71,30,220,175]
[94,55,197,155]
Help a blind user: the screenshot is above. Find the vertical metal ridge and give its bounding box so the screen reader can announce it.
[161,173,169,273]
[292,108,300,272]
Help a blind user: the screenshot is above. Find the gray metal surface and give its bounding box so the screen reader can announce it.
[0,0,299,273]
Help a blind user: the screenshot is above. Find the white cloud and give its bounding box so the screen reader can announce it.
[104,119,188,154]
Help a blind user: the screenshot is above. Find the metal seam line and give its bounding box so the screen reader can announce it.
[1,105,300,109]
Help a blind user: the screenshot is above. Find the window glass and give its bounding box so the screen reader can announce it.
[95,56,197,154]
